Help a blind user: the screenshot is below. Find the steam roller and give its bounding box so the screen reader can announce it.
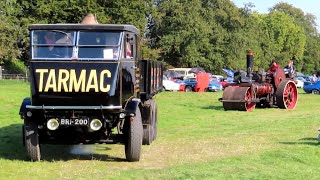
[219,50,298,111]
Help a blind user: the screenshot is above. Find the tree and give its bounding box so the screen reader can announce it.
[270,2,320,73]
[0,0,21,63]
[9,0,151,63]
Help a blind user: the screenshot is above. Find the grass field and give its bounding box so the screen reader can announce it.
[1,79,320,179]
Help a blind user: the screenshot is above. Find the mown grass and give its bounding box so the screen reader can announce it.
[1,79,320,179]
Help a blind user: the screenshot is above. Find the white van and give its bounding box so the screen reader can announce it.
[169,68,195,79]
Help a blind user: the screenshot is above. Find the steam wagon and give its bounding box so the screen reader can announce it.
[19,15,162,161]
[219,50,298,111]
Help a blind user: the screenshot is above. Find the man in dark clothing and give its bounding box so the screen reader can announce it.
[37,32,61,58]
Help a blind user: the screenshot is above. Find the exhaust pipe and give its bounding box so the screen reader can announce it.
[90,119,102,131]
[246,50,254,82]
[47,118,59,130]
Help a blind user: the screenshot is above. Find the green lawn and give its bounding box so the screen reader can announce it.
[1,79,320,179]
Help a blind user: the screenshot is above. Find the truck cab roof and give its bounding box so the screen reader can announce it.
[29,24,140,35]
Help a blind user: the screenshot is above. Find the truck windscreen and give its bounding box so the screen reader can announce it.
[31,30,122,60]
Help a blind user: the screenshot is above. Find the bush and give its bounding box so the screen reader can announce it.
[3,60,27,74]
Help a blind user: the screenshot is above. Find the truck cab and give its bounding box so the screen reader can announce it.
[19,17,162,162]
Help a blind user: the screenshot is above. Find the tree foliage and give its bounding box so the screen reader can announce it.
[270,2,320,73]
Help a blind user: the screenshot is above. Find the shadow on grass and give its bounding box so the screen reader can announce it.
[279,137,320,146]
[0,124,126,162]
[202,105,225,111]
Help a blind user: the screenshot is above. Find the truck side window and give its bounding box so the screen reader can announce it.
[124,34,134,59]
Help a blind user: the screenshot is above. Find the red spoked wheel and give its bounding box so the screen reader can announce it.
[244,87,256,111]
[222,86,256,111]
[276,80,298,109]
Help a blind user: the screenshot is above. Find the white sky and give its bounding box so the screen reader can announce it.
[232,0,320,32]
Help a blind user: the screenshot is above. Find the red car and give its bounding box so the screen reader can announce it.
[218,78,235,89]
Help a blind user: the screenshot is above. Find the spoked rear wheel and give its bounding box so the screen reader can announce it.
[276,80,298,109]
[24,119,41,161]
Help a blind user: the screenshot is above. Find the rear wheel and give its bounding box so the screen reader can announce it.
[142,100,154,145]
[125,108,143,162]
[24,119,41,161]
[276,80,298,109]
[151,100,158,141]
[185,86,193,92]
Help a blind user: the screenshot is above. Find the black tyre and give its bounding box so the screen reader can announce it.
[312,89,319,94]
[142,125,152,145]
[125,107,143,162]
[24,119,41,161]
[22,125,25,146]
[152,100,158,141]
[185,86,193,92]
[142,101,154,145]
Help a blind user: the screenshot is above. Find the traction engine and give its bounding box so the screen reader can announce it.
[219,50,298,111]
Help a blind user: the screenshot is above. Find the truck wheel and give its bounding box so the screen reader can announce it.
[142,125,152,145]
[24,119,41,161]
[22,125,25,146]
[125,108,143,162]
[142,100,153,145]
[152,100,158,141]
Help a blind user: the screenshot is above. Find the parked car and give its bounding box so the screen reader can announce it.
[173,79,186,91]
[183,77,197,92]
[303,81,320,94]
[168,68,195,79]
[163,75,182,91]
[183,77,219,92]
[218,78,235,89]
[210,75,224,82]
[296,75,312,85]
[208,81,223,92]
[295,77,305,88]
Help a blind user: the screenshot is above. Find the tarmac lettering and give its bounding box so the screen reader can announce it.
[36,69,111,92]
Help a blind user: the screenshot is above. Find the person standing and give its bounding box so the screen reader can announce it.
[284,60,296,77]
[312,74,317,84]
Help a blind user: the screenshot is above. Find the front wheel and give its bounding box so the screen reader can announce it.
[125,108,143,162]
[312,89,319,94]
[24,119,41,161]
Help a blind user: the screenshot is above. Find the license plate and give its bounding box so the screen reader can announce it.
[59,118,89,126]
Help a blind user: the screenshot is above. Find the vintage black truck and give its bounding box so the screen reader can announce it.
[19,15,163,162]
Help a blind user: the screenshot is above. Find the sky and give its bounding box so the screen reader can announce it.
[231,0,320,32]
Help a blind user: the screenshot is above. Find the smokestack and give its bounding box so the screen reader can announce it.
[246,50,254,81]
